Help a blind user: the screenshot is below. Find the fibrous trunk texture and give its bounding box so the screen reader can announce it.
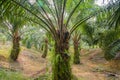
[10,31,20,61]
[42,38,48,58]
[73,40,80,64]
[52,30,71,80]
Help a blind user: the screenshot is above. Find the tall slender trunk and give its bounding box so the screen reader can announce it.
[73,40,80,64]
[10,31,20,61]
[42,38,48,58]
[52,31,71,80]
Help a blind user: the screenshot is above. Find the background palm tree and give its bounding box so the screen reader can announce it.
[0,1,28,61]
[95,0,120,60]
[72,31,81,64]
[41,37,48,58]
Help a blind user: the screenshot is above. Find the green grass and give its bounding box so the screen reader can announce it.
[34,74,51,80]
[0,45,11,59]
[34,74,85,80]
[0,69,28,80]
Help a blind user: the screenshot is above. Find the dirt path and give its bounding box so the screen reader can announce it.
[0,48,48,78]
[1,46,120,80]
[72,49,120,80]
[18,50,48,78]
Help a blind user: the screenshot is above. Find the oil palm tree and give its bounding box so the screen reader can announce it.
[72,31,81,64]
[0,1,28,61]
[1,0,102,79]
[96,0,120,60]
[106,0,120,29]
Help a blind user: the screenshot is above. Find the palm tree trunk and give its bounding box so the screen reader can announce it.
[10,31,20,61]
[42,38,48,58]
[73,40,80,64]
[52,31,71,80]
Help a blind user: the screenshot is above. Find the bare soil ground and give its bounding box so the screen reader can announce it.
[0,44,120,80]
[72,49,120,80]
[0,46,48,78]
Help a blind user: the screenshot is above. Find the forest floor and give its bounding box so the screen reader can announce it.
[72,49,120,80]
[0,44,120,80]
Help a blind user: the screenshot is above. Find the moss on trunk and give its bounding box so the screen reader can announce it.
[52,53,71,80]
[73,33,81,64]
[52,30,72,80]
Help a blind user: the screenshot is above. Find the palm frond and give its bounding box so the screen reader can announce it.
[105,39,120,60]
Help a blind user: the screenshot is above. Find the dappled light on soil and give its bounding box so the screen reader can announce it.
[72,49,120,80]
[0,45,48,78]
[1,45,120,80]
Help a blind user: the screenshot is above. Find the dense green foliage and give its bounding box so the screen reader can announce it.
[100,30,120,60]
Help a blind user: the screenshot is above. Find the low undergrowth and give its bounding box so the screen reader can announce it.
[0,68,28,80]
